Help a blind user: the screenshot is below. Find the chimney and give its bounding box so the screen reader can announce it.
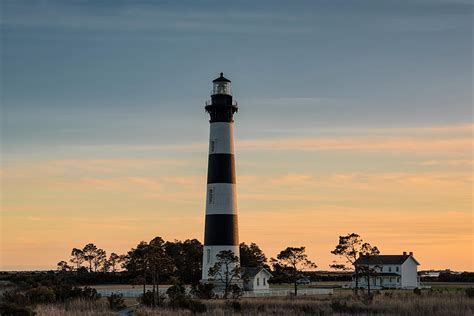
[403,251,407,255]
[409,251,413,256]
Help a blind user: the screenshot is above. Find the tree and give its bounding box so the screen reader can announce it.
[92,248,107,272]
[273,246,317,296]
[148,237,175,306]
[239,242,267,268]
[57,261,72,272]
[330,233,380,295]
[165,239,203,284]
[356,243,381,299]
[123,241,149,296]
[70,248,84,271]
[82,243,98,272]
[108,253,121,274]
[208,250,241,299]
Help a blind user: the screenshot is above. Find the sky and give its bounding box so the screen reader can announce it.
[1,0,472,271]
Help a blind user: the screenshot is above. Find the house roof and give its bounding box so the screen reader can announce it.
[355,255,420,265]
[241,267,273,278]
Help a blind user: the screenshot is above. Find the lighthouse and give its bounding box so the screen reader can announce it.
[202,73,240,283]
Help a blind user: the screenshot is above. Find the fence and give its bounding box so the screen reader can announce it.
[96,287,333,298]
[243,288,333,297]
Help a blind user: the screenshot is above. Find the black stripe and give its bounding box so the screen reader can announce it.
[207,154,236,184]
[204,214,239,245]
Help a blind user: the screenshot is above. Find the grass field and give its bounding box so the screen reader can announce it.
[33,287,474,316]
[270,281,474,290]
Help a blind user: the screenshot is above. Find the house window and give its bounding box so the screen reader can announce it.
[263,278,266,286]
[397,277,400,283]
[388,267,392,272]
[396,267,399,272]
[208,188,214,204]
[389,277,393,283]
[206,249,210,264]
[257,278,260,286]
[380,266,383,272]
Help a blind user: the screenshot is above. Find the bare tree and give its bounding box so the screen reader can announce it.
[208,250,241,299]
[272,246,317,296]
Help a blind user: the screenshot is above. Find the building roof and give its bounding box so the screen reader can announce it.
[213,72,231,83]
[355,255,420,265]
[241,267,273,278]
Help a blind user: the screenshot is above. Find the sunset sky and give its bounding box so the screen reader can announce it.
[1,0,472,271]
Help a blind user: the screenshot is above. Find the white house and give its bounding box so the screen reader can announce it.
[352,252,420,289]
[241,267,273,291]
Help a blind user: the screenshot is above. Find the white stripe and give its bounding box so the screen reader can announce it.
[205,183,237,215]
[209,122,234,154]
[202,245,240,281]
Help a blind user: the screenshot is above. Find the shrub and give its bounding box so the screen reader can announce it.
[230,284,243,299]
[2,290,29,306]
[26,286,55,304]
[413,288,422,296]
[107,293,126,311]
[81,287,101,301]
[138,291,154,307]
[465,287,474,298]
[0,303,35,316]
[191,283,215,299]
[167,283,187,302]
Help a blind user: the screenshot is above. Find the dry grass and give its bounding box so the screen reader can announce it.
[35,299,115,316]
[34,292,474,316]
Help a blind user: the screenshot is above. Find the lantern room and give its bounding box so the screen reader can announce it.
[212,72,232,95]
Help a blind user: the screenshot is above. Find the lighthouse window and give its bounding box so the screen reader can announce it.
[208,188,214,204]
[207,249,210,263]
[210,140,215,153]
[213,82,231,95]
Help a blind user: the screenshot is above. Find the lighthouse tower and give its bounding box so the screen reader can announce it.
[202,73,239,283]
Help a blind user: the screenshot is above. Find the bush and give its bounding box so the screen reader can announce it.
[191,283,215,299]
[2,290,29,307]
[465,287,474,298]
[107,293,126,311]
[413,288,422,296]
[167,283,187,302]
[81,287,101,301]
[230,284,243,299]
[0,303,35,316]
[26,286,55,304]
[139,291,154,307]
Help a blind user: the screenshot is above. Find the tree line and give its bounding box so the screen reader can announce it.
[54,233,381,297]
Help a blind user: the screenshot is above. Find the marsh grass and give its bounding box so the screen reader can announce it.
[35,291,473,316]
[35,299,115,316]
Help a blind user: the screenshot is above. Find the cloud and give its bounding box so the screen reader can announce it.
[237,137,471,153]
[408,159,474,166]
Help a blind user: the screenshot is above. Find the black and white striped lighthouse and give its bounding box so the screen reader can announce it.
[202,73,239,282]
